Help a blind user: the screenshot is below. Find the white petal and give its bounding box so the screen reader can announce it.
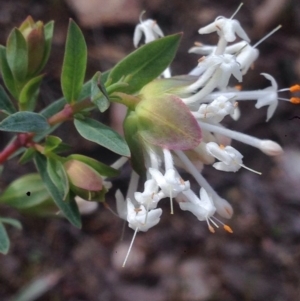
[133,25,143,48]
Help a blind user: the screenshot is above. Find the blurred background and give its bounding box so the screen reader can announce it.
[0,0,300,300]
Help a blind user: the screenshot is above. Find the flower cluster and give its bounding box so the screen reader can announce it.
[115,6,300,266]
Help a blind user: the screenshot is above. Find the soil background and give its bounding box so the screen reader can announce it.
[0,0,300,300]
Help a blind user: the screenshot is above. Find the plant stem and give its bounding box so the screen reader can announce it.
[0,99,94,164]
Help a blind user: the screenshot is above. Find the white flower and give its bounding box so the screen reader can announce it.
[180,188,216,222]
[149,168,190,198]
[199,16,250,43]
[115,189,127,220]
[126,199,162,232]
[255,73,278,121]
[133,18,164,47]
[134,179,164,209]
[193,95,236,122]
[183,54,242,104]
[206,142,243,172]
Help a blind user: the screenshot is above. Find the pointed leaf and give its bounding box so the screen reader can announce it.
[0,112,49,133]
[6,28,28,82]
[19,74,44,111]
[34,153,81,228]
[136,95,202,150]
[0,222,9,254]
[44,135,62,154]
[61,19,87,103]
[0,85,16,115]
[108,33,182,94]
[19,148,36,164]
[74,117,130,156]
[47,157,69,200]
[91,71,110,112]
[0,173,50,209]
[0,218,22,229]
[35,20,54,74]
[0,46,17,98]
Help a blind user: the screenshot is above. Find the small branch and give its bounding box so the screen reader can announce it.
[0,99,95,164]
[0,133,34,164]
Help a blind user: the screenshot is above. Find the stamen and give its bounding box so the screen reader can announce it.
[194,41,203,46]
[198,56,206,63]
[170,189,174,215]
[206,219,215,233]
[235,84,242,91]
[291,97,300,104]
[122,227,139,267]
[103,202,119,217]
[290,84,300,93]
[252,25,282,48]
[240,163,262,175]
[211,216,233,233]
[224,225,233,233]
[230,3,244,19]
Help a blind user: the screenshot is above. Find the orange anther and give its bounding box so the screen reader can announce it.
[224,225,233,233]
[219,144,225,149]
[194,41,203,47]
[235,85,242,91]
[290,84,300,93]
[198,56,206,63]
[290,97,300,104]
[208,225,215,233]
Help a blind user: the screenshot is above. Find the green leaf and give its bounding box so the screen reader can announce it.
[0,111,49,133]
[0,217,22,229]
[6,28,28,82]
[44,135,62,154]
[0,173,50,209]
[34,153,81,228]
[67,154,119,177]
[108,33,181,94]
[19,74,44,111]
[61,19,87,103]
[0,46,17,98]
[136,95,202,150]
[74,117,130,157]
[0,222,9,254]
[0,85,16,115]
[47,157,69,200]
[91,72,110,112]
[35,20,54,74]
[18,148,36,164]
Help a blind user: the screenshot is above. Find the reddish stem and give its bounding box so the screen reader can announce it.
[0,99,94,164]
[0,133,34,164]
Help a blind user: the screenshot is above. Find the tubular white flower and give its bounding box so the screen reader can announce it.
[134,179,164,209]
[199,121,283,156]
[206,142,243,172]
[133,18,164,47]
[199,16,250,43]
[200,73,280,121]
[180,188,216,221]
[126,199,162,232]
[192,95,236,122]
[174,150,234,219]
[183,54,242,104]
[149,168,190,199]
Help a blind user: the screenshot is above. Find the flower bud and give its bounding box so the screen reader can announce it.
[18,16,49,77]
[64,159,103,199]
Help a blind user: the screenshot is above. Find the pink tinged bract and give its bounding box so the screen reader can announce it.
[136,95,202,150]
